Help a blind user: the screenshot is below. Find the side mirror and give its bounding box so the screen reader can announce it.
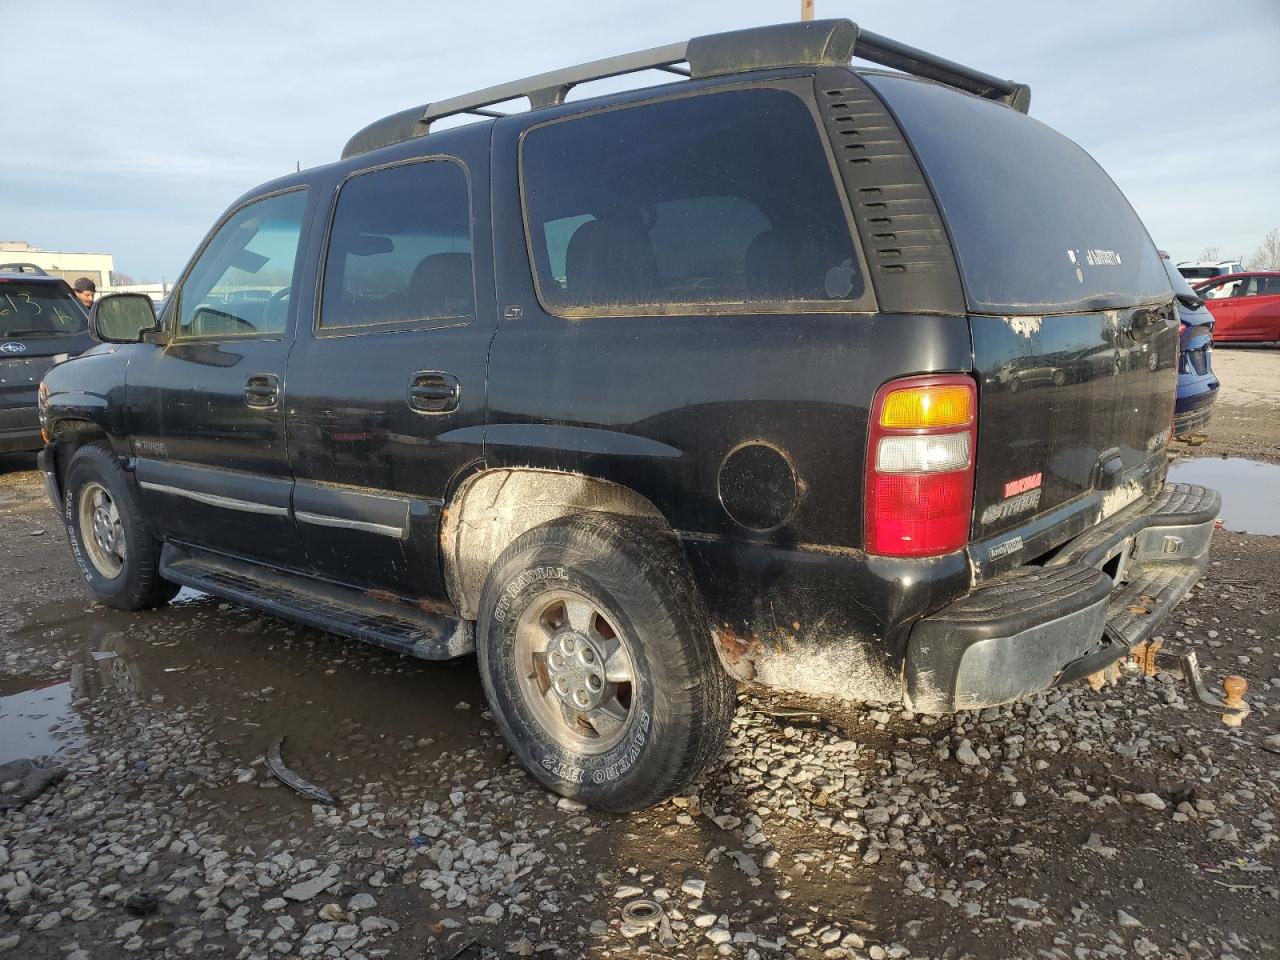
[90,293,159,343]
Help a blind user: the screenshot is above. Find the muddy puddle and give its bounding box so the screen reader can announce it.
[0,589,493,809]
[0,678,83,765]
[1168,456,1280,535]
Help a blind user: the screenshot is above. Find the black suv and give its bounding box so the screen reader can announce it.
[39,21,1220,811]
[0,264,92,454]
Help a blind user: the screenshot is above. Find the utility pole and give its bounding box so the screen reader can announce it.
[801,0,813,20]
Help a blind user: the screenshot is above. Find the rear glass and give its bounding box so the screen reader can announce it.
[520,87,867,316]
[1178,266,1219,280]
[865,74,1170,315]
[1163,260,1200,299]
[0,282,86,337]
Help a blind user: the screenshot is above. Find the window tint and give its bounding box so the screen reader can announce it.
[866,74,1170,314]
[521,88,863,315]
[176,191,307,339]
[321,160,473,329]
[0,282,85,338]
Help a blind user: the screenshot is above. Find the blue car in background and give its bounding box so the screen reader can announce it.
[1164,256,1219,437]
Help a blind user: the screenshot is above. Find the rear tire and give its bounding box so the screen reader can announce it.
[476,512,735,812]
[62,444,180,611]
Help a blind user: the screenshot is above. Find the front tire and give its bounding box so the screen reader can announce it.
[476,513,735,812]
[63,444,179,610]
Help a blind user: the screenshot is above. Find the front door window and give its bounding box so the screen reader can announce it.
[175,190,308,339]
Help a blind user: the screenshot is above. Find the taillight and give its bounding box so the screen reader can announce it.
[865,375,977,557]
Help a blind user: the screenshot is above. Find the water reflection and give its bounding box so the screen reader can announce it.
[1168,457,1280,536]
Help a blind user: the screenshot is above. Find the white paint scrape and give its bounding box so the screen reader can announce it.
[1100,480,1143,520]
[1006,316,1043,339]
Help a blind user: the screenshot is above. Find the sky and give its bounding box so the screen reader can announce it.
[3,0,1277,282]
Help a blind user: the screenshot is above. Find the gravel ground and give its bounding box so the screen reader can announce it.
[2,349,1278,960]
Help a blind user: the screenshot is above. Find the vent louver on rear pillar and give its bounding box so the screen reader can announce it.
[815,67,966,316]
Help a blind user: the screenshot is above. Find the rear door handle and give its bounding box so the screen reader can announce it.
[408,371,460,413]
[245,374,279,409]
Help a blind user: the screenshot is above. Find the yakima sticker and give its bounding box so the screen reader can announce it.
[1067,248,1123,267]
[1003,472,1042,498]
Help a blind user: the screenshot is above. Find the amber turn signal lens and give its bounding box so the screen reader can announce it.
[880,384,973,429]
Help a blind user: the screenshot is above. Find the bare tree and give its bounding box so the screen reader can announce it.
[1198,246,1222,262]
[1246,228,1280,271]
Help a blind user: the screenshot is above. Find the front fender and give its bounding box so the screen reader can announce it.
[41,347,132,449]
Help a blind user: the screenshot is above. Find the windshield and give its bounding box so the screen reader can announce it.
[0,281,87,337]
[865,74,1170,314]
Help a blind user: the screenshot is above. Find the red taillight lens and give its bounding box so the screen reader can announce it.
[865,375,976,558]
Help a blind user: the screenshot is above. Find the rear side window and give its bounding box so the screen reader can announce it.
[321,159,473,330]
[0,282,85,337]
[866,74,1170,315]
[520,87,866,316]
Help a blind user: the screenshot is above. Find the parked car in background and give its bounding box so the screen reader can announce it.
[1176,259,1245,283]
[1193,271,1280,342]
[0,266,92,454]
[1163,259,1218,436]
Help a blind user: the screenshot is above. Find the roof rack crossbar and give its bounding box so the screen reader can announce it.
[853,29,1030,111]
[341,19,1029,159]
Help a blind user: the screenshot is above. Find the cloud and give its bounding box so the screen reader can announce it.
[3,0,1277,278]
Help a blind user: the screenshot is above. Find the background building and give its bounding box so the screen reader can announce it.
[0,240,115,289]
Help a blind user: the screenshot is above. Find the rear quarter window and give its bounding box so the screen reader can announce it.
[520,86,869,317]
[865,74,1169,315]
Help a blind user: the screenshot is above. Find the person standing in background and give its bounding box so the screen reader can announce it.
[72,277,96,312]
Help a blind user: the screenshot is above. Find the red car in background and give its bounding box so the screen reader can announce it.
[1194,271,1280,342]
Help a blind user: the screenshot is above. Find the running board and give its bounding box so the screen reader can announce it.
[159,544,474,660]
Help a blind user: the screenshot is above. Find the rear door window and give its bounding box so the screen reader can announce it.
[520,86,867,316]
[865,73,1170,315]
[320,159,474,331]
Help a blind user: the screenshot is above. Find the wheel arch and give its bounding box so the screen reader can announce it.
[441,467,670,620]
[44,419,113,504]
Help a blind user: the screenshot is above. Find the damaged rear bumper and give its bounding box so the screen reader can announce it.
[904,481,1220,714]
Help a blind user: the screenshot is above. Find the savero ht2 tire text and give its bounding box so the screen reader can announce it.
[476,513,736,812]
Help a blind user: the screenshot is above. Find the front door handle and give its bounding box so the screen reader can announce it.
[245,374,279,409]
[408,371,460,414]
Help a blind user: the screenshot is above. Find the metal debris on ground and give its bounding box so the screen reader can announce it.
[265,735,338,805]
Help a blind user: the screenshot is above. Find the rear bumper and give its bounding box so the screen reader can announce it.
[905,481,1219,713]
[1173,386,1217,434]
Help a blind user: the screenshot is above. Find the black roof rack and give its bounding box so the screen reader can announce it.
[341,19,1030,159]
[0,262,49,276]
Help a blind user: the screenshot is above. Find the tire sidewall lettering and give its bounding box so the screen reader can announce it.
[536,705,652,787]
[494,565,566,623]
[64,482,93,583]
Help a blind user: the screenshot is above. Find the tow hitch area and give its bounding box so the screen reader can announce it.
[1090,638,1251,727]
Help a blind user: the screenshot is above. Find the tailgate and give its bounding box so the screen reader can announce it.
[970,305,1178,555]
[858,74,1181,569]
